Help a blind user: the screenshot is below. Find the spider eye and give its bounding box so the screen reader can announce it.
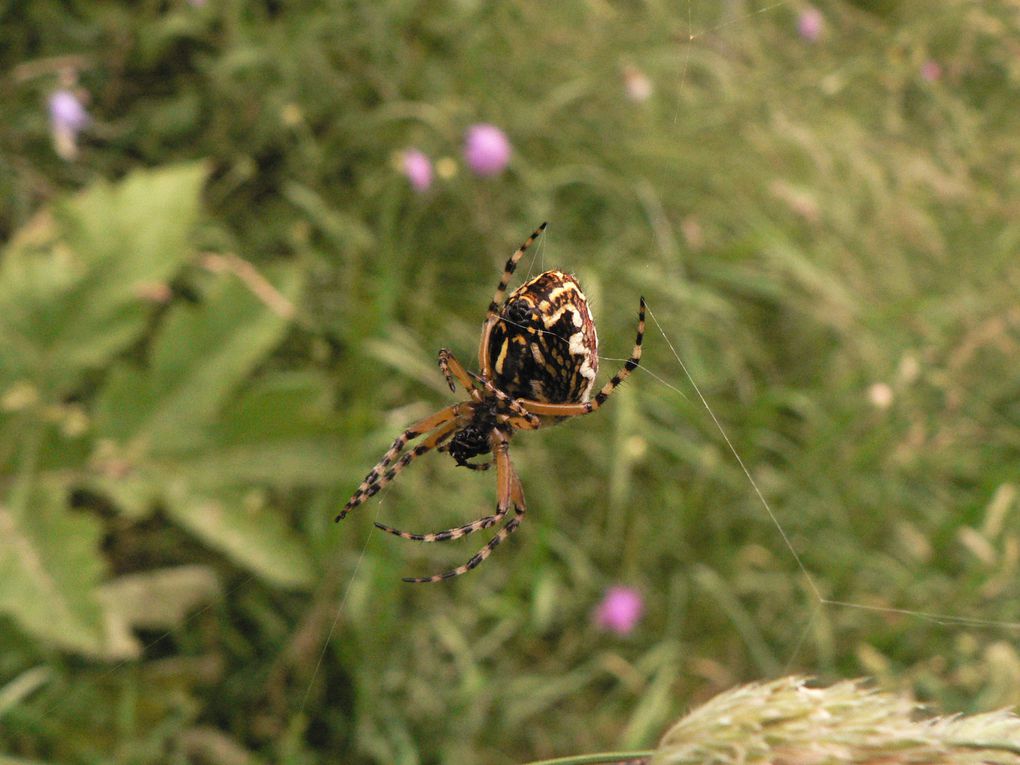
[505,299,533,326]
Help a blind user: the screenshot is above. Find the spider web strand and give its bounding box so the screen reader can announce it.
[644,301,823,602]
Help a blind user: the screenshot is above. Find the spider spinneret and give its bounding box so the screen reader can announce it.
[338,222,645,582]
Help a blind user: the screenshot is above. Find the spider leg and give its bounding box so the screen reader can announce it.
[337,405,468,521]
[374,495,509,541]
[438,348,481,399]
[479,222,547,377]
[503,415,542,431]
[467,370,541,429]
[402,429,527,583]
[519,296,645,418]
[485,223,548,322]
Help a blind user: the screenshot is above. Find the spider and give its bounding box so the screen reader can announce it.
[337,223,645,582]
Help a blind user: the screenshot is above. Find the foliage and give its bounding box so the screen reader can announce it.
[3,1,1020,764]
[0,163,336,661]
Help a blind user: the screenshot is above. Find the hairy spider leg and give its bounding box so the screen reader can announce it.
[374,484,511,540]
[345,404,464,494]
[520,296,645,418]
[478,222,548,378]
[467,370,541,429]
[438,348,481,397]
[337,418,460,521]
[402,428,527,583]
[502,415,543,431]
[337,405,470,521]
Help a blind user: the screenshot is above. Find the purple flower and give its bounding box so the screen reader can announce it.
[921,59,942,82]
[402,149,433,192]
[463,123,511,177]
[50,90,89,133]
[797,7,824,43]
[49,89,90,160]
[594,586,644,635]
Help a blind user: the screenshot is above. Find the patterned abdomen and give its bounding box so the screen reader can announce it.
[486,270,599,404]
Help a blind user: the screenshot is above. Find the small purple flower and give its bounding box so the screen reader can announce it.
[921,59,942,82]
[50,90,89,133]
[594,586,644,635]
[797,7,824,43]
[464,123,511,177]
[49,89,90,160]
[402,149,433,192]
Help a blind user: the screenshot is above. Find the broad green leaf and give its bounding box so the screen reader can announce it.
[88,374,345,516]
[183,371,347,488]
[0,164,206,398]
[98,564,221,629]
[97,565,221,659]
[88,436,346,521]
[178,438,348,489]
[84,444,163,519]
[0,485,106,656]
[94,266,303,454]
[165,490,314,589]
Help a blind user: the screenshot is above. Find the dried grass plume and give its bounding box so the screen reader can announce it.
[653,676,1020,765]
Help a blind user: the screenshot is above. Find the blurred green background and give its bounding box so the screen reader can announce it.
[2,1,1020,763]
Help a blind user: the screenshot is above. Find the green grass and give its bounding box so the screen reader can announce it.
[2,1,1020,763]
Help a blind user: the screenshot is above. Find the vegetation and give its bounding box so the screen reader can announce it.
[2,1,1019,763]
[652,676,1020,765]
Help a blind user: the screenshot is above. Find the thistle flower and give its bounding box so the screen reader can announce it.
[797,7,824,43]
[922,59,943,82]
[594,586,644,635]
[463,123,511,177]
[402,149,433,192]
[49,89,90,160]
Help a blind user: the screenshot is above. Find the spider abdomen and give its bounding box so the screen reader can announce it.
[486,270,599,404]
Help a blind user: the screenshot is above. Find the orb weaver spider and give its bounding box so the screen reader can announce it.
[337,223,645,582]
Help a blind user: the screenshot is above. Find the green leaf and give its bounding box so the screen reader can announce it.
[165,490,314,589]
[85,267,320,587]
[94,266,303,454]
[184,371,347,488]
[0,164,206,398]
[87,372,346,524]
[178,438,348,489]
[0,485,106,656]
[97,565,222,658]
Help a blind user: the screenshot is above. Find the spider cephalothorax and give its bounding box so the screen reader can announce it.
[338,223,645,582]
